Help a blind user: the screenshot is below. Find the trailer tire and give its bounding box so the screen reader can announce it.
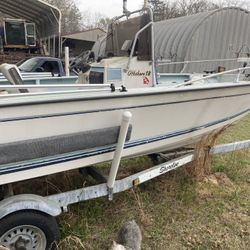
[0,210,60,250]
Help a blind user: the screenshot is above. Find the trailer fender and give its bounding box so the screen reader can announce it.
[0,194,62,220]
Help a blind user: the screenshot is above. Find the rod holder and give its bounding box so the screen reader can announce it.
[64,46,70,76]
[107,111,132,200]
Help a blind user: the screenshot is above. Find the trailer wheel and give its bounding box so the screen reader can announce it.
[0,210,60,250]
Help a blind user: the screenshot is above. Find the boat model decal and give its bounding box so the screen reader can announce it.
[0,92,250,123]
[0,108,249,176]
[127,70,151,77]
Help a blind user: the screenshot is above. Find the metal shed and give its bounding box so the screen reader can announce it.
[62,28,106,57]
[155,7,250,73]
[0,0,61,56]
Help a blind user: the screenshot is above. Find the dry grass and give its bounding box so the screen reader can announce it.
[186,126,230,180]
[57,236,87,250]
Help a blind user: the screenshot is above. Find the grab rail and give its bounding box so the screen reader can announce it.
[157,58,239,66]
[175,66,250,88]
[0,84,111,90]
[157,58,243,73]
[0,84,123,96]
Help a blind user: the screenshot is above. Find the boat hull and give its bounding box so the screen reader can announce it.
[0,83,249,184]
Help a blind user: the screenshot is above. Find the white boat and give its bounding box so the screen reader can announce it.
[0,1,249,186]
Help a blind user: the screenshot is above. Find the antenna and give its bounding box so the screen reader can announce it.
[123,0,129,14]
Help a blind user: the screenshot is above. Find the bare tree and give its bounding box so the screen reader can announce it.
[149,0,219,21]
[149,0,250,22]
[216,0,250,9]
[44,0,250,34]
[81,11,111,31]
[96,17,112,31]
[44,0,83,34]
[148,0,169,21]
[177,0,219,16]
[46,0,110,33]
[148,0,182,21]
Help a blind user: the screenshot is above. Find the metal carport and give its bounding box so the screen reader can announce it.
[0,0,61,56]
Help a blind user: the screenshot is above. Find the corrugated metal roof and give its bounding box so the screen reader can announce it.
[62,29,106,42]
[0,0,61,37]
[155,7,250,73]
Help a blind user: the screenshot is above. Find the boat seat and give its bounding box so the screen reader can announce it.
[0,125,132,165]
[0,63,28,93]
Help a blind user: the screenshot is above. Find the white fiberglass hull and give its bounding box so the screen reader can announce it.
[0,82,249,184]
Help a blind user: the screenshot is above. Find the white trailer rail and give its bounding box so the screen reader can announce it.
[46,139,250,209]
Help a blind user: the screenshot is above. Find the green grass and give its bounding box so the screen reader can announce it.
[13,115,250,249]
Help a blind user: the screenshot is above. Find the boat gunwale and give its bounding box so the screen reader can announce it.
[0,82,250,108]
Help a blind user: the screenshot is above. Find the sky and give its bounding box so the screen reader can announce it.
[78,0,143,18]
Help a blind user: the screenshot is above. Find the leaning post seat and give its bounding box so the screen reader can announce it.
[0,63,28,93]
